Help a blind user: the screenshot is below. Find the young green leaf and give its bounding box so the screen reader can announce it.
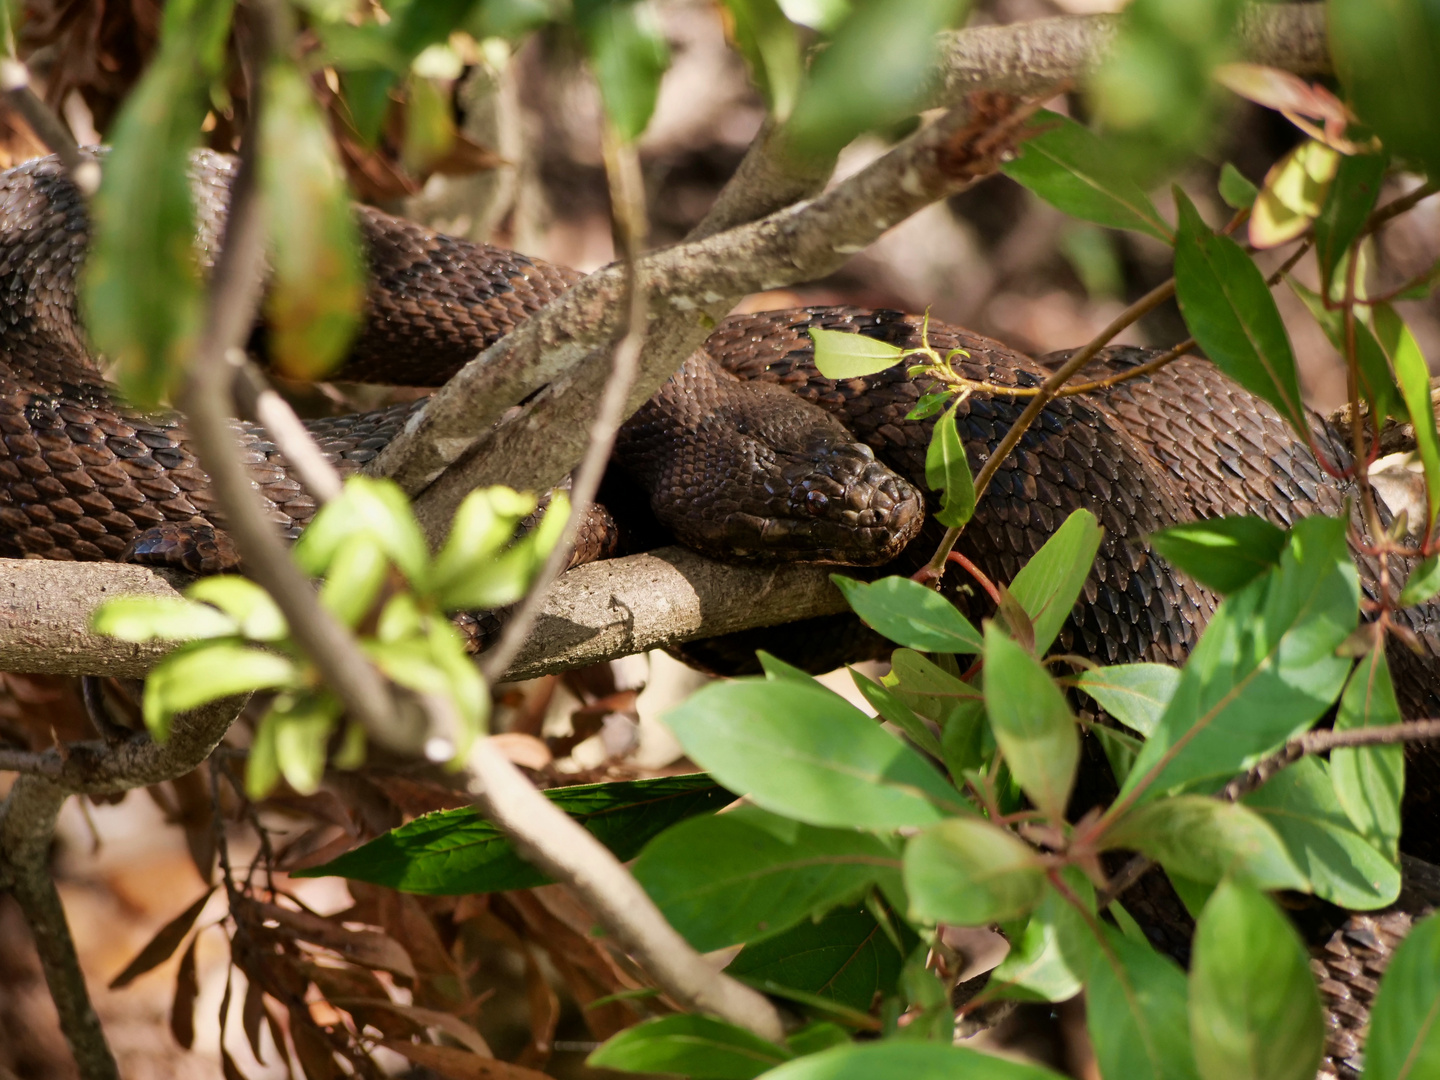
[297,774,735,893]
[1189,881,1324,1080]
[1120,515,1357,802]
[831,574,982,654]
[904,817,1046,926]
[1249,140,1340,249]
[1399,555,1440,608]
[1243,757,1399,908]
[1363,911,1440,1080]
[91,596,240,643]
[983,623,1079,821]
[1149,515,1287,595]
[1173,190,1309,439]
[294,476,429,583]
[144,642,299,741]
[1102,796,1307,891]
[317,536,389,628]
[988,882,1092,1003]
[1007,508,1103,654]
[270,692,344,796]
[1375,302,1440,531]
[259,58,364,379]
[808,327,906,380]
[1330,0,1440,181]
[1000,111,1173,242]
[576,0,670,141]
[588,1014,791,1080]
[1218,162,1258,210]
[1313,151,1387,291]
[926,407,976,528]
[1075,663,1181,738]
[758,1040,1068,1080]
[184,577,288,641]
[1331,649,1404,860]
[1087,925,1200,1080]
[663,679,965,828]
[851,668,944,760]
[631,805,902,951]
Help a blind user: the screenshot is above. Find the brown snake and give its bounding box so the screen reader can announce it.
[1,150,1437,1075]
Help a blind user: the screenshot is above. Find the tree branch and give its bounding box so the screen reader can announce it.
[0,58,101,195]
[1222,717,1440,802]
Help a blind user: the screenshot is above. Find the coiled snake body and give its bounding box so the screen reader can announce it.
[1,151,1436,1076]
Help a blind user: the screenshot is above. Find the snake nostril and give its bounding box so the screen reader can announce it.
[805,489,830,515]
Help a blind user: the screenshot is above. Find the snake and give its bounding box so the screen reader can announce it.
[1,150,1436,1076]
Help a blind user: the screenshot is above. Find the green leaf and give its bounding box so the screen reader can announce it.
[851,668,944,760]
[1075,663,1180,738]
[294,476,429,583]
[429,486,537,594]
[270,692,344,796]
[1287,276,1403,423]
[91,596,239,643]
[1149,515,1287,595]
[432,491,567,612]
[1249,140,1340,249]
[1364,911,1440,1080]
[1189,881,1324,1080]
[786,1022,850,1056]
[1173,190,1309,439]
[631,805,902,951]
[757,1040,1068,1080]
[926,408,976,528]
[1313,152,1387,291]
[720,0,803,119]
[1330,0,1440,181]
[1332,649,1405,860]
[588,1015,791,1080]
[1218,163,1258,210]
[1007,509,1103,654]
[1399,555,1440,607]
[1093,725,1144,786]
[1102,796,1307,891]
[1087,926,1201,1080]
[831,575,982,654]
[904,818,1046,926]
[576,0,670,141]
[258,58,363,379]
[727,903,914,1015]
[808,327,906,380]
[184,577,288,641]
[786,0,969,160]
[297,774,734,892]
[906,392,951,421]
[759,650,826,686]
[1001,111,1173,242]
[1243,756,1399,908]
[1375,302,1440,531]
[144,642,298,741]
[1120,516,1358,802]
[317,536,389,628]
[663,679,964,829]
[886,649,982,718]
[983,624,1079,821]
[941,698,989,780]
[988,885,1090,1003]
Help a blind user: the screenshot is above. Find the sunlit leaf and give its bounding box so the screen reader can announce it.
[1075,663,1180,738]
[1331,649,1404,861]
[184,577,288,641]
[91,596,240,643]
[832,575,982,653]
[758,1040,1067,1080]
[589,1015,791,1080]
[576,0,670,141]
[1287,276,1402,422]
[983,623,1078,821]
[851,667,945,759]
[809,327,905,379]
[1149,515,1287,595]
[926,407,976,528]
[144,642,298,741]
[1007,508,1102,654]
[1249,140,1339,249]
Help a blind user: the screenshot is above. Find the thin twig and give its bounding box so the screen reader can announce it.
[0,58,100,195]
[230,356,343,504]
[1222,717,1440,802]
[478,125,649,684]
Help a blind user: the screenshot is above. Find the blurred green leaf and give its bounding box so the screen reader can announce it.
[983,623,1078,821]
[1120,515,1357,801]
[1174,190,1309,438]
[809,327,905,379]
[1332,649,1405,860]
[1103,796,1307,891]
[1094,725,1144,786]
[728,903,915,1015]
[1313,151,1387,291]
[259,58,364,379]
[1364,911,1440,1080]
[1243,756,1399,908]
[433,491,567,611]
[589,1015,791,1080]
[663,679,965,828]
[721,0,803,119]
[926,407,976,528]
[1075,663,1180,738]
[400,71,456,174]
[1008,508,1102,654]
[904,817,1045,926]
[772,1043,1068,1080]
[1399,555,1440,607]
[1249,140,1339,249]
[92,596,240,643]
[576,0,670,141]
[270,692,344,796]
[831,575,982,653]
[318,536,390,628]
[144,642,298,741]
[1330,0,1440,180]
[298,773,734,892]
[1189,881,1324,1080]
[1087,925,1200,1080]
[988,882,1090,1003]
[294,477,429,583]
[184,577,288,641]
[941,698,988,780]
[1001,111,1173,242]
[1375,302,1440,531]
[1149,515,1287,595]
[1218,162,1257,210]
[632,805,902,951]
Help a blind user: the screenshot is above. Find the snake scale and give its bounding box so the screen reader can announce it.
[1,150,1436,1076]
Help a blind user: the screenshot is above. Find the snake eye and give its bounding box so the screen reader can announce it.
[805,489,830,515]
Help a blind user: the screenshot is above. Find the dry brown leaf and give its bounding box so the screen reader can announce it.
[251,901,417,981]
[332,999,493,1057]
[169,935,200,1049]
[488,732,553,771]
[514,946,560,1071]
[377,1041,551,1080]
[289,1007,343,1080]
[109,887,215,988]
[242,979,268,1064]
